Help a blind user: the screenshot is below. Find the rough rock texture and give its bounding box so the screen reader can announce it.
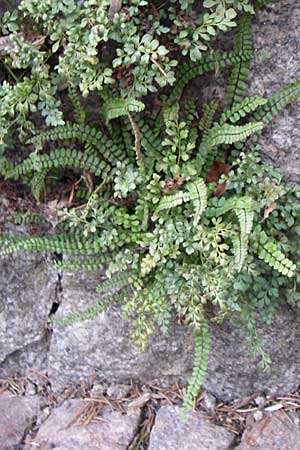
[28,399,141,450]
[236,411,300,450]
[0,253,56,376]
[48,270,193,391]
[0,393,40,450]
[249,0,300,182]
[47,267,300,401]
[204,309,300,401]
[148,406,235,450]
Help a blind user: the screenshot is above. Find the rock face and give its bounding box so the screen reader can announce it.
[249,0,300,182]
[148,406,235,450]
[28,399,141,450]
[0,253,55,377]
[48,270,193,392]
[236,411,300,450]
[0,393,40,450]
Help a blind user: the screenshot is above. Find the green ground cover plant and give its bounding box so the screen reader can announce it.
[1,0,299,410]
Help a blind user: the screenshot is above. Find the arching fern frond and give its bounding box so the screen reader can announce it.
[203,122,264,147]
[182,319,210,410]
[225,14,253,109]
[104,97,145,122]
[256,230,296,277]
[232,232,249,272]
[6,147,119,180]
[0,233,101,256]
[252,81,300,125]
[186,179,208,225]
[198,101,218,136]
[220,96,267,125]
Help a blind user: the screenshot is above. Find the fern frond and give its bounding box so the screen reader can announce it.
[185,178,208,225]
[0,233,101,256]
[68,85,86,125]
[7,147,117,179]
[220,97,267,125]
[252,81,300,125]
[53,254,110,272]
[225,15,253,109]
[203,122,264,147]
[54,286,132,326]
[235,197,254,233]
[105,97,145,122]
[30,170,46,201]
[232,232,249,272]
[155,191,186,213]
[257,231,296,277]
[182,320,210,410]
[166,50,253,107]
[198,101,218,136]
[96,270,133,295]
[127,111,144,171]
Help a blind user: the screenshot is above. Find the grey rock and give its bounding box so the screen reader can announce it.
[0,253,56,376]
[48,270,193,392]
[47,267,300,402]
[148,406,235,450]
[204,310,300,401]
[0,393,40,450]
[249,0,300,182]
[236,411,300,450]
[29,399,141,450]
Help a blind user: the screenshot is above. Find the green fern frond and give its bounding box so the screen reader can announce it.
[7,147,116,179]
[252,81,300,125]
[166,50,253,107]
[198,101,218,135]
[68,85,86,125]
[0,233,101,256]
[185,178,208,225]
[182,319,210,410]
[53,255,110,272]
[257,231,296,277]
[232,232,249,272]
[235,197,254,233]
[225,15,253,109]
[96,271,134,295]
[220,97,267,125]
[155,190,186,213]
[203,122,264,147]
[105,97,145,122]
[30,170,46,201]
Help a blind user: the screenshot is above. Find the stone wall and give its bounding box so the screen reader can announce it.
[1,0,300,403]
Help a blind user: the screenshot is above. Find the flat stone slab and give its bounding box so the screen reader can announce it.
[148,406,235,450]
[28,399,141,450]
[236,411,300,450]
[0,393,40,450]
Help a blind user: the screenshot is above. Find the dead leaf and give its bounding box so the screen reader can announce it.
[263,202,277,221]
[128,392,151,409]
[206,161,229,196]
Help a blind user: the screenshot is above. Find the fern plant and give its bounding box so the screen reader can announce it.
[0,2,299,411]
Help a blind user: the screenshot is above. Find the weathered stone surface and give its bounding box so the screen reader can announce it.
[0,253,55,375]
[29,399,141,450]
[249,0,300,182]
[236,411,300,450]
[48,270,193,391]
[47,267,300,401]
[0,393,40,450]
[148,406,235,450]
[204,309,300,401]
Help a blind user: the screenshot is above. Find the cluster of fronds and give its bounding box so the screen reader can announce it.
[0,4,300,412]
